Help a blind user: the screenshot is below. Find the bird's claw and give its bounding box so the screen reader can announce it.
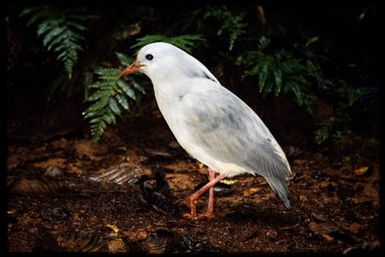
[187,193,215,220]
[198,211,214,219]
[183,211,214,220]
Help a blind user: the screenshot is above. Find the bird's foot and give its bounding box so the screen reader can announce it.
[189,198,197,217]
[183,211,214,220]
[183,199,214,220]
[196,211,214,220]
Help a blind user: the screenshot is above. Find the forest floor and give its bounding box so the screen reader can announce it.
[6,100,381,254]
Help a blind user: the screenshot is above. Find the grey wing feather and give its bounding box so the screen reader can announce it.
[183,85,292,206]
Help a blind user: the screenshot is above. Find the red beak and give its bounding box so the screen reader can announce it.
[119,60,142,78]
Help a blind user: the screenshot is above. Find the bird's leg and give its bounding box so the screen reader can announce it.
[206,168,216,218]
[189,171,226,219]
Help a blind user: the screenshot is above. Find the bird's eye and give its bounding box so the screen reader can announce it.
[145,54,153,61]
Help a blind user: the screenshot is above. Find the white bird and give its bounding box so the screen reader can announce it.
[120,42,293,219]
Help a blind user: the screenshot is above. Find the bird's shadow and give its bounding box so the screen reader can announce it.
[222,204,298,227]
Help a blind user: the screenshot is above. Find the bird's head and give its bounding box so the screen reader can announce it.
[119,42,218,84]
[119,42,184,79]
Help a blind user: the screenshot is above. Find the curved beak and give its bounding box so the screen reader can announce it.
[119,60,142,78]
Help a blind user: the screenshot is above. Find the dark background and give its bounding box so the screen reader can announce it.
[4,1,382,254]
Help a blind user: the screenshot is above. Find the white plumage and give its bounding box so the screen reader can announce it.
[120,42,293,218]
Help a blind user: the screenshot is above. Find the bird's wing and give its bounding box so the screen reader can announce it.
[180,82,292,181]
[177,82,292,207]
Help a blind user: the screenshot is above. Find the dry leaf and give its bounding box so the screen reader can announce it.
[221,179,237,185]
[354,166,369,176]
[311,212,328,222]
[308,222,337,242]
[106,224,119,233]
[299,194,308,201]
[319,181,337,189]
[340,222,362,234]
[243,187,262,197]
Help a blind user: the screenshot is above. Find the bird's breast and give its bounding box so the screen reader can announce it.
[153,83,201,152]
[153,82,189,135]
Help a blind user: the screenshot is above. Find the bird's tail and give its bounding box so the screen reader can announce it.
[264,176,291,208]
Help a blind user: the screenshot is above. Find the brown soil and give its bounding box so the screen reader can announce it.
[6,100,381,254]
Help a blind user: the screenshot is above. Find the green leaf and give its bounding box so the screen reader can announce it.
[117,80,136,100]
[203,6,246,50]
[87,89,110,101]
[273,69,283,96]
[20,6,89,79]
[26,10,51,27]
[290,83,303,105]
[305,36,319,47]
[115,94,129,110]
[108,98,121,115]
[95,68,120,80]
[104,111,116,125]
[19,7,39,18]
[262,81,274,98]
[131,79,146,94]
[67,21,89,31]
[83,110,96,119]
[87,96,110,112]
[115,52,133,67]
[258,36,270,49]
[42,26,67,46]
[315,127,330,144]
[37,19,61,37]
[347,88,364,106]
[258,65,268,92]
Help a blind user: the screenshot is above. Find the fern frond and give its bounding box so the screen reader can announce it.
[115,93,129,110]
[108,97,121,115]
[204,6,246,50]
[83,64,146,141]
[20,6,51,27]
[237,43,321,113]
[130,79,146,94]
[115,52,134,67]
[95,68,120,80]
[117,80,136,100]
[20,6,88,79]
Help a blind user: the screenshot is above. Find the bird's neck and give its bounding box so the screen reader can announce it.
[152,76,188,101]
[151,77,189,122]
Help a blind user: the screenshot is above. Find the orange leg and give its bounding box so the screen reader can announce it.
[206,168,216,218]
[189,168,226,219]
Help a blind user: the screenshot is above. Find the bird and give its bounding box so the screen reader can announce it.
[119,42,293,219]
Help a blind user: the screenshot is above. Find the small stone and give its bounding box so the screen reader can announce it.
[45,166,63,177]
[107,239,125,253]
